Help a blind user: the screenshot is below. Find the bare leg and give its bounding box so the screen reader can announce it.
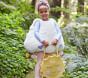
[59,51,64,56]
[35,52,43,78]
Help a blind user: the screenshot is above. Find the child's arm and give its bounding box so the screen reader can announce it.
[34,21,49,47]
[51,20,64,49]
[54,23,62,41]
[51,24,62,45]
[34,21,44,43]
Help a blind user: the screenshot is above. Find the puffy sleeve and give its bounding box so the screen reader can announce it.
[52,19,65,49]
[29,18,40,30]
[33,19,45,43]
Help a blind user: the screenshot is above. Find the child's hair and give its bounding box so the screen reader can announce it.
[36,0,50,11]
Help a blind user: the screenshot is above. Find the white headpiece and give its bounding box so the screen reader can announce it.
[36,0,50,11]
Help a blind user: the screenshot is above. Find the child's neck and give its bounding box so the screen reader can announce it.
[42,18,49,21]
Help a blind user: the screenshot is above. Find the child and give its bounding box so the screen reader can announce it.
[24,0,64,78]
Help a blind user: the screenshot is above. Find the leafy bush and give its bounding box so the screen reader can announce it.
[0,11,35,78]
[0,1,16,13]
[15,0,38,29]
[63,22,88,58]
[0,0,37,29]
[62,54,88,78]
[76,16,88,24]
[22,12,38,29]
[62,62,88,78]
[63,44,77,54]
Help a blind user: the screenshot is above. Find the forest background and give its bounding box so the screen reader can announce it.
[0,0,88,78]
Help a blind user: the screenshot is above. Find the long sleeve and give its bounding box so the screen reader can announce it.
[54,20,65,49]
[34,21,45,43]
[54,22,62,40]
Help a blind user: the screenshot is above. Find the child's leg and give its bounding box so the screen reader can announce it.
[59,51,64,56]
[35,52,43,78]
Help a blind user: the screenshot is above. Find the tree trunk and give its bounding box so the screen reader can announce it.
[63,0,69,19]
[31,0,37,13]
[84,0,88,15]
[50,0,61,18]
[60,0,70,26]
[52,0,61,6]
[69,0,78,21]
[31,0,36,6]
[53,0,61,17]
[77,0,84,14]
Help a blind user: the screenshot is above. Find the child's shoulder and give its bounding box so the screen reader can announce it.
[32,18,41,25]
[33,18,41,22]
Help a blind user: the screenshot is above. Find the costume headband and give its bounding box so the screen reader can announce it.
[36,0,50,11]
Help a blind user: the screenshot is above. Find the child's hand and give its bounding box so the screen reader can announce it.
[51,39,58,46]
[42,40,49,47]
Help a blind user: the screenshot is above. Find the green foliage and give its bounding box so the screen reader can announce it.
[16,1,38,29]
[0,0,37,29]
[64,45,77,54]
[0,1,16,13]
[63,23,88,58]
[0,0,34,14]
[62,56,88,78]
[23,13,38,29]
[62,28,77,54]
[0,11,35,78]
[16,1,34,14]
[69,64,88,78]
[0,0,18,4]
[16,0,39,29]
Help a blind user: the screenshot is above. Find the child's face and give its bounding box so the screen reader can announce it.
[38,5,49,21]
